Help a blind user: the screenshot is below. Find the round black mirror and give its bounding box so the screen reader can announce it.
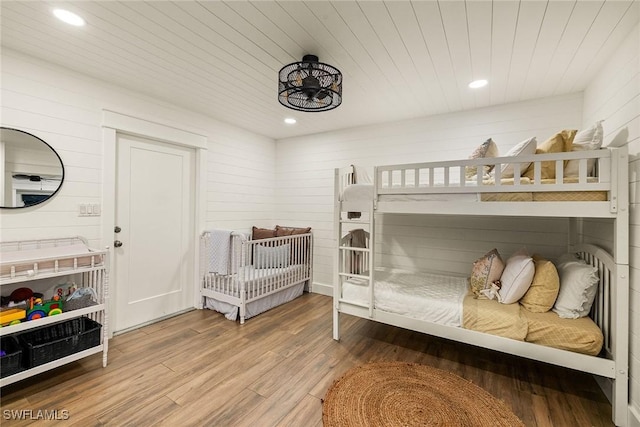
[1,127,65,208]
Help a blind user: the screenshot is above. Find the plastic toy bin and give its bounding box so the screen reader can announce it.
[0,335,24,378]
[16,317,101,368]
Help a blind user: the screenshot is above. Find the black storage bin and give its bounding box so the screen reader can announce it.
[0,335,24,378]
[16,317,101,368]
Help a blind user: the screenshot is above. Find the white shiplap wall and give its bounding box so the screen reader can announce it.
[0,49,276,247]
[275,93,583,293]
[582,23,640,422]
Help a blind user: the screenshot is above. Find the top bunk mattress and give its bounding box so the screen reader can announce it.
[342,177,608,204]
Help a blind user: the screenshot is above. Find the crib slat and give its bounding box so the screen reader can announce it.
[201,232,312,323]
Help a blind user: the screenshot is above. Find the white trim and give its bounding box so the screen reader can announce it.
[101,112,207,332]
[194,148,207,309]
[101,127,117,338]
[311,282,333,297]
[102,110,207,149]
[629,405,640,427]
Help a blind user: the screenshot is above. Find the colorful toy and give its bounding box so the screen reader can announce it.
[25,297,63,321]
[0,308,26,326]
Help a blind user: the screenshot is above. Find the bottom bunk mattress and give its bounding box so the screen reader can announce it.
[342,268,603,356]
[341,269,468,326]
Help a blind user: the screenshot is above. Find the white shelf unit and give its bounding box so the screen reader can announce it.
[0,237,109,387]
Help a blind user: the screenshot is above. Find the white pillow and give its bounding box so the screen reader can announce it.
[607,126,629,148]
[253,243,290,269]
[499,253,535,304]
[573,120,604,146]
[500,137,537,178]
[565,120,604,177]
[552,258,599,319]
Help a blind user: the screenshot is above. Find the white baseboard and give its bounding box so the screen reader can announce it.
[629,405,640,427]
[310,282,333,297]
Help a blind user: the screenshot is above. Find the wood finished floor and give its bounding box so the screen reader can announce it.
[1,293,613,426]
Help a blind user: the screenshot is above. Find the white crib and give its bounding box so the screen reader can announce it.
[200,231,313,323]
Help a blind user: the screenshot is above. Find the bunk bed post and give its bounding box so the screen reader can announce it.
[568,218,583,251]
[333,168,342,341]
[369,168,377,318]
[611,146,629,426]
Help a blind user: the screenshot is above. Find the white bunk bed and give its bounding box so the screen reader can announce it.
[333,144,630,426]
[200,231,313,324]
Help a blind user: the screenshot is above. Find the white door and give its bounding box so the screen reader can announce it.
[114,133,195,332]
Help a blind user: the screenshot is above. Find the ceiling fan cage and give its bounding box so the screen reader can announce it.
[278,55,342,112]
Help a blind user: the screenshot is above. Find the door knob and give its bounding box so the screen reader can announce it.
[114,226,121,233]
[114,240,123,248]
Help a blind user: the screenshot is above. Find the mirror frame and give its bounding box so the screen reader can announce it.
[1,127,65,209]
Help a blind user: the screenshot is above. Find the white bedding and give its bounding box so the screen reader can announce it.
[236,264,305,282]
[342,268,468,326]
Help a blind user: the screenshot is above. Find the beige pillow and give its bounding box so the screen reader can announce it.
[519,255,560,313]
[465,138,499,179]
[524,129,576,180]
[469,249,505,297]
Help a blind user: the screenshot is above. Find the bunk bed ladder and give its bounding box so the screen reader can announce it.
[336,209,374,310]
[334,208,375,339]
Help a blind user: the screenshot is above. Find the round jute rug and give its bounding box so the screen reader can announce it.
[322,362,524,427]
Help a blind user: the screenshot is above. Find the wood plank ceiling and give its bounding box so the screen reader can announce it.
[1,1,638,139]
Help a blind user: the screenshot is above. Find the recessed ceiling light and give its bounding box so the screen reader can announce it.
[284,118,297,125]
[468,79,488,89]
[53,9,86,27]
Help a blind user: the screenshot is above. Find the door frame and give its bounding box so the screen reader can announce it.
[102,110,207,336]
